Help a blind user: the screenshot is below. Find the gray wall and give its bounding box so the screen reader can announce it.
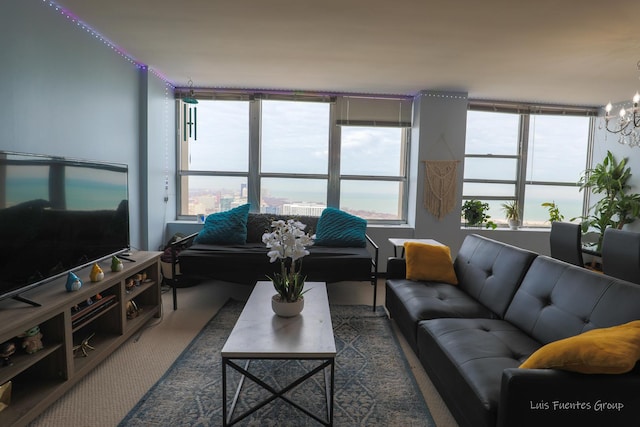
[1,1,175,251]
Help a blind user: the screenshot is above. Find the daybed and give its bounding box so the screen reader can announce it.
[168,205,379,310]
[386,234,640,427]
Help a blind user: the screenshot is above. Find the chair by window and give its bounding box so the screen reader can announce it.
[601,228,640,284]
[549,221,584,267]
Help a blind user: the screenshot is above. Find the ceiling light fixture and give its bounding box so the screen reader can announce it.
[603,60,640,147]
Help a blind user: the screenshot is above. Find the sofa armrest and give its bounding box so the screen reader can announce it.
[498,368,640,427]
[386,257,406,279]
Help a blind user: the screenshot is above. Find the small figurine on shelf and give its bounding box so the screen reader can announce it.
[111,255,123,272]
[19,326,43,354]
[0,341,16,367]
[65,272,83,292]
[90,263,104,282]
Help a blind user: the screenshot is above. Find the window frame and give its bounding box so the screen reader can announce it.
[463,102,597,228]
[176,93,411,224]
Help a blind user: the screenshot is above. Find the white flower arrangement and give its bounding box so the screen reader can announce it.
[262,219,314,302]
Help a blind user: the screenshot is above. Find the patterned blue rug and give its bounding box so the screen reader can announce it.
[119,300,434,426]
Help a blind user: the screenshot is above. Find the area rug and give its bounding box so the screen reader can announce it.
[119,300,434,426]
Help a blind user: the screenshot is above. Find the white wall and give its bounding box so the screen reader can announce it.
[1,1,175,252]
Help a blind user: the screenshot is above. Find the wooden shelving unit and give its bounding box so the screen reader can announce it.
[0,251,162,427]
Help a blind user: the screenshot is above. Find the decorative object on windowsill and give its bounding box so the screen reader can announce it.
[542,201,564,224]
[111,255,123,272]
[576,150,640,251]
[65,272,83,292]
[73,333,95,358]
[461,199,497,229]
[90,263,104,282]
[0,341,16,367]
[262,219,314,317]
[501,200,520,230]
[19,326,43,354]
[601,60,640,147]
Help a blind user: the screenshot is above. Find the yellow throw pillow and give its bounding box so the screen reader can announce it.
[519,320,640,374]
[404,242,458,285]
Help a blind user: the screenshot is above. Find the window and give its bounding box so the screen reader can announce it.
[177,95,410,222]
[463,106,593,228]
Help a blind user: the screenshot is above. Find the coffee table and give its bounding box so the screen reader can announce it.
[221,281,336,426]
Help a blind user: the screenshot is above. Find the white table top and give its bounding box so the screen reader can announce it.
[221,281,336,358]
[388,238,443,247]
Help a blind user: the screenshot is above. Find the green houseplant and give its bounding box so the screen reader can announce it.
[501,200,520,230]
[462,199,497,229]
[577,151,640,251]
[541,201,564,223]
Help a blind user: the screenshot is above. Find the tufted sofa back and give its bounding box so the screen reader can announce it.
[453,234,538,318]
[505,255,640,345]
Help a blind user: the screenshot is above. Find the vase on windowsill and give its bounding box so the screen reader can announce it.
[262,219,313,317]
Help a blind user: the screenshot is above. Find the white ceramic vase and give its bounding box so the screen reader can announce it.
[271,295,304,317]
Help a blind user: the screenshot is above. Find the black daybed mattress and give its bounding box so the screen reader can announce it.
[178,243,373,284]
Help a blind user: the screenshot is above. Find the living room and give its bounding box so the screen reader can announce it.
[3,1,640,426]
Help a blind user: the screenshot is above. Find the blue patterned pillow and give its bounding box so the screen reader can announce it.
[314,208,367,247]
[193,203,250,245]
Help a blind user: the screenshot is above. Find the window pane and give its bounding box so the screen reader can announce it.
[463,182,515,198]
[261,177,327,215]
[341,126,404,176]
[523,185,583,227]
[186,100,249,172]
[466,111,519,155]
[527,115,589,183]
[180,176,248,216]
[261,100,329,174]
[463,157,517,180]
[340,180,403,220]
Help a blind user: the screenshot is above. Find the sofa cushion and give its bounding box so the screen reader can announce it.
[453,234,537,319]
[385,279,496,352]
[314,208,367,247]
[405,242,458,284]
[416,317,541,427]
[193,203,250,245]
[519,320,640,374]
[505,256,640,346]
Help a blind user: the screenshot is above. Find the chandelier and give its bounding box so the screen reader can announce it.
[602,61,640,147]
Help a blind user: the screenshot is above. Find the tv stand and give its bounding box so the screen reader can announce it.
[11,295,41,308]
[0,251,161,427]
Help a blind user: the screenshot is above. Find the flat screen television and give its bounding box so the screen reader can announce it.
[0,151,130,306]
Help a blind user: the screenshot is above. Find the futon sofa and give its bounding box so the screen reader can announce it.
[169,208,379,310]
[386,234,640,427]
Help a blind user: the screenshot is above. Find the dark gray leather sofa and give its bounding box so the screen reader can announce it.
[386,234,640,427]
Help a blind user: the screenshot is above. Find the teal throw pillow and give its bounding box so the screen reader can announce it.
[193,203,250,245]
[314,208,367,247]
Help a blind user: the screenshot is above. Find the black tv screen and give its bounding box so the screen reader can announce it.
[0,151,130,304]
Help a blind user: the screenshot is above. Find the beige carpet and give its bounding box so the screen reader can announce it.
[29,280,458,427]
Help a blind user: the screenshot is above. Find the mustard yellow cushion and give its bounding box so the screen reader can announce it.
[404,242,458,285]
[519,320,640,374]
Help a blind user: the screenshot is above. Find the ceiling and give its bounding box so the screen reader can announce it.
[55,0,640,107]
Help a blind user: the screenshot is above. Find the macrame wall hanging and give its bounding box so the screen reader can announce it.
[423,160,459,220]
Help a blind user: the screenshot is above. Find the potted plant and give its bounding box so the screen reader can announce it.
[501,200,520,230]
[577,151,640,251]
[541,201,564,223]
[461,199,497,229]
[262,219,314,317]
